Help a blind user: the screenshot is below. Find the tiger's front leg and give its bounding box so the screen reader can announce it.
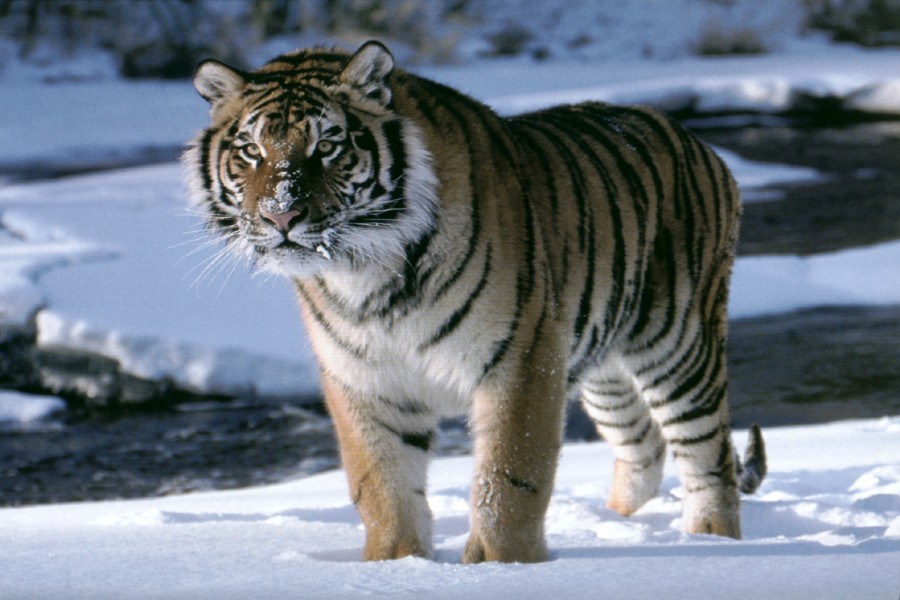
[463,341,567,563]
[321,374,435,560]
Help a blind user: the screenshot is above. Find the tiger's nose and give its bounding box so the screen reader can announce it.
[260,206,308,233]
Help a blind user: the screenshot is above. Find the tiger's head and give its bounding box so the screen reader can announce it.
[184,41,437,279]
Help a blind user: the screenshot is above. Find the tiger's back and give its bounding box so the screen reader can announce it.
[185,41,762,564]
[511,102,740,371]
[384,73,740,376]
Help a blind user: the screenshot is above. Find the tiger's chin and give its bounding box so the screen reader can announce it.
[254,242,337,279]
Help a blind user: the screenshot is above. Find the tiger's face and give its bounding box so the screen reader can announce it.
[221,101,388,271]
[185,42,437,278]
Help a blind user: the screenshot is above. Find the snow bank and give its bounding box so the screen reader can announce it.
[444,49,900,118]
[0,81,200,168]
[714,146,822,202]
[0,390,65,427]
[731,241,900,318]
[1,418,897,599]
[0,164,319,399]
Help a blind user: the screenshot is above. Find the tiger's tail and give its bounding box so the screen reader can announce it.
[736,424,767,494]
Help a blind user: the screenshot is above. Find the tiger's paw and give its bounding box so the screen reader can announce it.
[362,534,430,561]
[605,454,665,517]
[462,530,548,564]
[681,486,741,539]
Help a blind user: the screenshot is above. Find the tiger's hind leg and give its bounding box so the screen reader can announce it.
[579,363,666,517]
[625,318,742,539]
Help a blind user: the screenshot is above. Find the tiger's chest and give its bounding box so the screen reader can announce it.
[296,272,512,415]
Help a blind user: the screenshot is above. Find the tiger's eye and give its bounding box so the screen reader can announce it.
[316,140,334,155]
[240,143,262,161]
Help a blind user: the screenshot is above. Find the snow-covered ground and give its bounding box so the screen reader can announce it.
[1,417,898,599]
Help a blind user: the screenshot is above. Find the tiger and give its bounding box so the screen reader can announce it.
[183,40,767,563]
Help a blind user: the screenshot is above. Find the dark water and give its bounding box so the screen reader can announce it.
[2,122,899,507]
[1,402,338,506]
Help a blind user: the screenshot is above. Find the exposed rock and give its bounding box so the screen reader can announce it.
[35,345,174,409]
[0,320,39,390]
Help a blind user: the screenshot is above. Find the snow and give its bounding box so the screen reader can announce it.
[0,164,319,398]
[0,81,199,169]
[731,241,900,318]
[0,417,897,598]
[0,390,65,427]
[428,47,900,118]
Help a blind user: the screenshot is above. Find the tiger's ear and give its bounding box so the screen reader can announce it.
[339,41,394,107]
[193,60,247,105]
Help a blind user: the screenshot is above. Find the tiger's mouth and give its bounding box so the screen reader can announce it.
[255,240,302,253]
[253,231,337,264]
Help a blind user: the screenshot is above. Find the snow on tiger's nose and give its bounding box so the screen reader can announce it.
[259,161,306,232]
[261,161,295,212]
[260,160,300,214]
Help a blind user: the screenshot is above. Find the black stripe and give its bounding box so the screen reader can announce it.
[481,335,513,379]
[516,128,568,306]
[401,431,434,452]
[406,84,482,303]
[667,425,721,446]
[368,228,436,319]
[572,222,596,344]
[582,391,636,412]
[661,384,725,428]
[507,475,539,495]
[522,119,590,252]
[627,226,679,350]
[645,328,706,392]
[618,419,654,446]
[647,325,719,398]
[420,243,493,349]
[382,119,408,217]
[541,111,627,351]
[372,415,434,452]
[572,106,664,324]
[514,126,560,212]
[573,105,656,214]
[349,121,407,227]
[294,282,369,360]
[198,129,215,192]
